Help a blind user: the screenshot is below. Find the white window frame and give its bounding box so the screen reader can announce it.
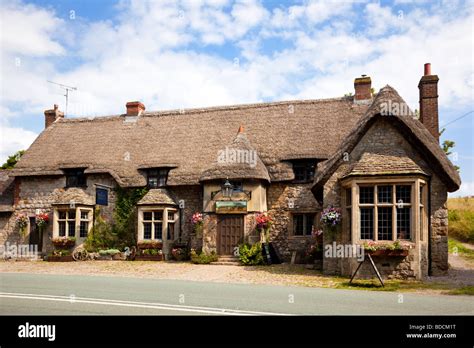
[342,177,426,244]
[53,206,93,241]
[137,207,178,242]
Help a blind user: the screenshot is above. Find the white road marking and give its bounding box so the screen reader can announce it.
[0,292,291,316]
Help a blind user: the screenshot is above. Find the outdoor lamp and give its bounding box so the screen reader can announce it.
[222,179,233,198]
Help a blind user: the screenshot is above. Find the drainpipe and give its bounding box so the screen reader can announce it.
[427,179,432,276]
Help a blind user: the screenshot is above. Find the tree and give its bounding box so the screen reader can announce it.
[1,150,25,170]
[439,128,460,171]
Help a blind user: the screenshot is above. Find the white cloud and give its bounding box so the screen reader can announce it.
[0,0,473,172]
[0,1,65,56]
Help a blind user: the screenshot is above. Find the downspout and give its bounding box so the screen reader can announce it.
[427,178,432,276]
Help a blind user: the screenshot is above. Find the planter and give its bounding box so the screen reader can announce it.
[135,254,163,261]
[46,255,74,262]
[367,249,409,257]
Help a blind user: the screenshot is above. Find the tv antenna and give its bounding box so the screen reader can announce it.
[47,80,77,116]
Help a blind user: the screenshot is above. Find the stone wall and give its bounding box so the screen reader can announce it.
[0,174,117,254]
[322,118,449,278]
[266,182,321,262]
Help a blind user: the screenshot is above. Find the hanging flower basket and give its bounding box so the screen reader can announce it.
[36,212,49,231]
[320,207,341,239]
[191,212,203,237]
[16,213,29,237]
[256,212,272,243]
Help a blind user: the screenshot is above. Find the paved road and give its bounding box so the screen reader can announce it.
[0,273,473,315]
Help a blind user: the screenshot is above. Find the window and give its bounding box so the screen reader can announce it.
[358,184,412,241]
[147,169,169,188]
[292,161,316,183]
[344,188,352,238]
[143,210,163,240]
[229,181,243,192]
[57,210,76,237]
[79,210,90,238]
[65,169,86,187]
[167,211,177,240]
[293,213,315,236]
[55,207,92,239]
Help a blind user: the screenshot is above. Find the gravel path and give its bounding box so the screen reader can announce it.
[0,261,340,288]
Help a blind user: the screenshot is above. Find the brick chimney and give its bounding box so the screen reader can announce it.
[418,63,439,142]
[354,75,372,102]
[126,101,145,116]
[44,104,64,128]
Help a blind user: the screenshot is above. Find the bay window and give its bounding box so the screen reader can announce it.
[342,178,427,243]
[54,207,93,240]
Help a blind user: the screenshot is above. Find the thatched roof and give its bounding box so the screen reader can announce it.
[200,128,270,182]
[10,97,369,186]
[51,188,95,206]
[312,86,461,197]
[137,189,177,206]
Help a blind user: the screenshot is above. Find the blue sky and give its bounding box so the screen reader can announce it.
[0,0,473,196]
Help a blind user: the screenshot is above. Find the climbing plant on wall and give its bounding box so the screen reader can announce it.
[113,187,148,249]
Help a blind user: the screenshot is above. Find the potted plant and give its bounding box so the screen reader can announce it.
[191,212,203,238]
[171,247,188,261]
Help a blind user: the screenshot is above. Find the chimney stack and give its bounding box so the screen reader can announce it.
[44,104,64,128]
[354,75,372,102]
[418,63,439,142]
[126,101,145,116]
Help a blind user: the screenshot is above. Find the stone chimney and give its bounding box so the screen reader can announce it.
[126,101,145,116]
[44,104,64,128]
[354,75,372,102]
[418,63,439,142]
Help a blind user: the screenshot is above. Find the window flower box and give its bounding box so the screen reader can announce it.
[137,241,163,250]
[367,249,409,257]
[134,254,163,261]
[46,255,74,262]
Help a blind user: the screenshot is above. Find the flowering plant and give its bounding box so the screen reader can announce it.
[171,247,188,261]
[191,212,203,237]
[16,213,29,230]
[36,212,49,230]
[137,240,163,249]
[191,212,203,225]
[255,213,272,230]
[320,207,342,227]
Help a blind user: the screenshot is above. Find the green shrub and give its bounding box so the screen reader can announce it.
[238,243,264,265]
[190,249,218,264]
[98,249,121,256]
[84,209,117,252]
[142,248,162,256]
[50,249,71,257]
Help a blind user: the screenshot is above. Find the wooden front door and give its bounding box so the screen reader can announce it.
[217,215,244,255]
[29,217,42,251]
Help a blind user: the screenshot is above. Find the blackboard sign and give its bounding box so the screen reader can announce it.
[96,187,108,206]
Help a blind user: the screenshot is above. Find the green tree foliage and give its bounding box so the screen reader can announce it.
[439,128,460,171]
[1,150,25,169]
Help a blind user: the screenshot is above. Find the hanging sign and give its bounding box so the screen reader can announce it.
[215,201,247,214]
